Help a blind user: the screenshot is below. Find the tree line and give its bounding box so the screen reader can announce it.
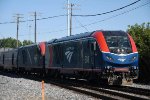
[128,22,150,83]
[0,37,33,48]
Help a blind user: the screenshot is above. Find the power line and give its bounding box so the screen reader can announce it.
[79,1,150,27]
[5,1,150,37]
[37,1,150,36]
[37,14,66,20]
[0,0,141,25]
[19,1,150,37]
[74,16,89,32]
[0,14,66,25]
[73,0,141,17]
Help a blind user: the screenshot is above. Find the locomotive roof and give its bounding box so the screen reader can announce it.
[54,32,94,43]
[102,30,127,36]
[48,30,126,43]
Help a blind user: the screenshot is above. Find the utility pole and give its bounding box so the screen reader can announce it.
[14,14,23,48]
[67,0,70,36]
[28,25,31,41]
[66,0,77,36]
[69,4,73,36]
[67,0,74,36]
[31,11,41,43]
[34,11,37,43]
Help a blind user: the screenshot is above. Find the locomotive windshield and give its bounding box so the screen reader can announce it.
[103,31,132,54]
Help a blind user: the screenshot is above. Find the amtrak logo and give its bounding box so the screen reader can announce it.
[118,58,126,62]
[65,47,74,63]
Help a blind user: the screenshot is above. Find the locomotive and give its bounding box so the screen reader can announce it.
[0,30,139,85]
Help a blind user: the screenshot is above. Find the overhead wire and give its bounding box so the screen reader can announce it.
[40,1,150,35]
[74,16,89,32]
[0,0,141,24]
[79,1,150,27]
[73,0,141,17]
[0,14,67,24]
[1,0,149,37]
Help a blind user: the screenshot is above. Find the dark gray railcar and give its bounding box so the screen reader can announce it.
[17,44,44,72]
[0,52,4,68]
[0,49,17,70]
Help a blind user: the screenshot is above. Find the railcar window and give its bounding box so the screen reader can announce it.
[12,54,14,65]
[54,44,62,65]
[3,54,4,64]
[33,47,40,64]
[22,50,27,64]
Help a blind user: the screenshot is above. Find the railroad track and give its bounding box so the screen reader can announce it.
[109,85,150,97]
[46,79,150,100]
[1,71,150,100]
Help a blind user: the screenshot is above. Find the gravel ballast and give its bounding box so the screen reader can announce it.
[0,73,150,100]
[0,74,97,100]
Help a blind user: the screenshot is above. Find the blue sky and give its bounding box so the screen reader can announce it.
[0,0,150,42]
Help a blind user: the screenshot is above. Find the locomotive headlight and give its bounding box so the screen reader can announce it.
[131,56,137,61]
[134,66,137,69]
[131,66,138,70]
[107,66,112,69]
[106,56,113,61]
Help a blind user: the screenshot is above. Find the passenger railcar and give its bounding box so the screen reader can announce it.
[0,49,17,71]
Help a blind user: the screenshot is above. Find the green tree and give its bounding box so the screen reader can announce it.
[22,40,33,46]
[127,22,150,83]
[0,37,33,48]
[0,37,22,48]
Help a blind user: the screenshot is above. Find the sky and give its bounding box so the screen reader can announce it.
[0,0,150,43]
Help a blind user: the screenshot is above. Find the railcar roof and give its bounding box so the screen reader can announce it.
[19,43,37,48]
[47,39,57,44]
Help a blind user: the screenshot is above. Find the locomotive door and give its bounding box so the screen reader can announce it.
[89,39,96,70]
[82,39,96,69]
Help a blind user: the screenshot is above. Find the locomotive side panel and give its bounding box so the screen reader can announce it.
[50,40,82,74]
[82,38,103,70]
[62,41,81,68]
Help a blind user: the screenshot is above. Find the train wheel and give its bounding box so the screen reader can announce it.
[108,76,114,85]
[122,78,133,85]
[108,75,122,85]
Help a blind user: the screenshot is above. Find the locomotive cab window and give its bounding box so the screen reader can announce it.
[88,39,97,52]
[103,31,132,54]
